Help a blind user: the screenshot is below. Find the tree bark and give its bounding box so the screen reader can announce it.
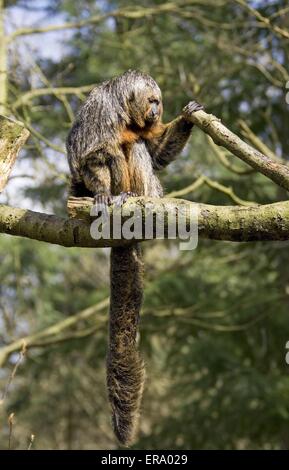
[0,1,7,115]
[0,115,30,191]
[1,198,289,248]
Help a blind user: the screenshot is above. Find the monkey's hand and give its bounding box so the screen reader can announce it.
[182,101,204,121]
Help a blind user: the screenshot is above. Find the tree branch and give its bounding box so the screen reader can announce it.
[238,119,280,162]
[202,175,256,206]
[0,298,109,368]
[167,176,205,198]
[8,1,202,40]
[0,115,29,191]
[1,197,289,247]
[12,85,95,110]
[186,109,289,192]
[235,0,289,40]
[206,135,255,175]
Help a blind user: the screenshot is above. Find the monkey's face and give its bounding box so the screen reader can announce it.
[129,86,163,129]
[144,94,162,125]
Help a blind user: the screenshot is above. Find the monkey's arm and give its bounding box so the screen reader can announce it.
[148,101,203,170]
[148,117,193,170]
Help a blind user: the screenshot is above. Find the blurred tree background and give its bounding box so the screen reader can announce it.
[1,0,289,450]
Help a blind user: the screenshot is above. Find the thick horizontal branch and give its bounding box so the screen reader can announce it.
[1,197,289,247]
[187,109,289,192]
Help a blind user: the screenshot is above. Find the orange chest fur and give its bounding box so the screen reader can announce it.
[118,129,145,194]
[119,129,139,166]
[120,123,165,161]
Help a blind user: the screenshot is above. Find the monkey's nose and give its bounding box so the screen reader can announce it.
[151,103,158,116]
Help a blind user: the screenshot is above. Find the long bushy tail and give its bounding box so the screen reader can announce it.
[107,243,145,446]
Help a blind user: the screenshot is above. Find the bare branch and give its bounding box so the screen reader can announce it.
[238,119,280,162]
[203,175,256,206]
[186,109,289,192]
[167,173,255,205]
[235,0,289,40]
[207,136,255,175]
[12,85,94,110]
[0,298,109,368]
[8,1,215,41]
[1,197,289,250]
[167,176,205,198]
[0,342,26,403]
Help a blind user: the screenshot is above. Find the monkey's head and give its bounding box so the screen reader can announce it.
[128,84,163,129]
[120,70,163,129]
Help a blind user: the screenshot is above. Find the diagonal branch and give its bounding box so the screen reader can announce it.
[206,135,255,175]
[238,119,280,162]
[186,109,289,192]
[0,298,109,367]
[235,0,289,40]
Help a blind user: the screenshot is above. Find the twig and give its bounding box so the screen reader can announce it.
[8,413,14,450]
[0,299,109,367]
[207,136,255,175]
[27,434,35,450]
[22,121,65,155]
[0,342,26,404]
[238,119,280,162]
[168,172,255,206]
[203,175,257,206]
[7,1,214,40]
[166,176,205,197]
[235,0,289,40]
[13,85,94,110]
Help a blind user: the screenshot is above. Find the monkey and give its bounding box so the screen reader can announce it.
[66,70,203,446]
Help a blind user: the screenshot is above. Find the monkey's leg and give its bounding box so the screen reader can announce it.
[82,154,111,194]
[81,152,112,217]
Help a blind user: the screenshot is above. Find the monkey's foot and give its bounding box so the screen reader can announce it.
[112,191,138,208]
[182,101,204,119]
[93,193,113,218]
[93,192,137,217]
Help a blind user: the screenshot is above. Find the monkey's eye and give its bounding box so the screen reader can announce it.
[148,98,159,105]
